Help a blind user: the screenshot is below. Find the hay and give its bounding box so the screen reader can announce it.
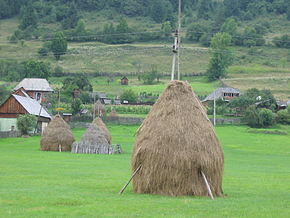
[71,124,113,154]
[40,114,75,151]
[109,110,118,117]
[94,99,105,116]
[92,117,112,144]
[131,80,224,197]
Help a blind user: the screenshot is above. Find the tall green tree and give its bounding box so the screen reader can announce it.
[207,32,232,81]
[23,60,51,79]
[51,32,67,60]
[220,18,237,36]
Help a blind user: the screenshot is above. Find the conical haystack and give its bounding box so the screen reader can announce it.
[132,80,224,197]
[71,124,113,154]
[40,114,75,151]
[94,99,105,116]
[92,117,112,144]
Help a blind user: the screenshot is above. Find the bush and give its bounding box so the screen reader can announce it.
[121,89,137,104]
[17,114,37,135]
[276,109,290,124]
[244,106,275,128]
[259,108,275,127]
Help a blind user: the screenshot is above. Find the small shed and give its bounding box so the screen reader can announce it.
[121,76,129,85]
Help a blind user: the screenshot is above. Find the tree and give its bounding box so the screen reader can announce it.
[51,32,67,60]
[186,20,212,42]
[75,19,86,35]
[17,114,37,135]
[71,98,82,115]
[207,32,233,81]
[121,89,137,104]
[141,67,159,84]
[220,18,237,36]
[161,21,172,39]
[23,60,51,79]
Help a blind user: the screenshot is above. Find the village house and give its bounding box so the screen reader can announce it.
[0,88,51,133]
[121,76,129,85]
[202,87,240,106]
[14,78,54,103]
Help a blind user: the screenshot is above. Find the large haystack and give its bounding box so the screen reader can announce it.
[71,124,113,154]
[40,114,75,151]
[92,117,112,144]
[131,80,224,197]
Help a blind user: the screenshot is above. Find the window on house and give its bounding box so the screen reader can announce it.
[36,93,42,101]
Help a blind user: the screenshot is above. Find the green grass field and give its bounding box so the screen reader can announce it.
[0,124,290,217]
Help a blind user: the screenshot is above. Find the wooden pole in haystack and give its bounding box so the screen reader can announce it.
[119,165,142,195]
[201,171,214,200]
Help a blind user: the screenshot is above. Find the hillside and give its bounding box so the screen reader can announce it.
[0,0,290,101]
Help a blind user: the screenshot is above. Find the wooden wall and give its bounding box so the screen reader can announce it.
[0,96,27,117]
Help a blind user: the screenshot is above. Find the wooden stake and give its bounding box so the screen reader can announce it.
[119,165,142,194]
[201,171,214,200]
[58,144,62,152]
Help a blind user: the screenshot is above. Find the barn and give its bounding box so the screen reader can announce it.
[0,88,51,133]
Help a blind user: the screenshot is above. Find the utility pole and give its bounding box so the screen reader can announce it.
[213,91,216,126]
[177,0,182,80]
[171,0,182,81]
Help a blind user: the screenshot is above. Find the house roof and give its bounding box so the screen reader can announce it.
[12,94,51,119]
[14,78,54,92]
[202,87,240,102]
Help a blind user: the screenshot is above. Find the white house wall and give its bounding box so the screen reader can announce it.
[0,118,18,131]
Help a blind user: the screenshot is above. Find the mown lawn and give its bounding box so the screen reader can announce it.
[0,124,290,217]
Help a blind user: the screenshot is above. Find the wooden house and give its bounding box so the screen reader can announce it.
[14,78,54,103]
[0,89,51,133]
[202,87,240,106]
[121,76,129,85]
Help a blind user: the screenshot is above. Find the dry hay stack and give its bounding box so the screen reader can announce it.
[40,114,75,151]
[109,110,118,117]
[92,117,112,144]
[94,99,105,116]
[131,80,224,197]
[71,124,113,154]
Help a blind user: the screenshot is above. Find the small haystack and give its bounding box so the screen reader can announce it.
[40,114,75,151]
[71,124,113,154]
[109,110,118,117]
[131,80,224,197]
[94,99,105,117]
[92,117,112,144]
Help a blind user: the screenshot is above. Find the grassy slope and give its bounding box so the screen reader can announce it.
[0,16,290,100]
[0,124,290,217]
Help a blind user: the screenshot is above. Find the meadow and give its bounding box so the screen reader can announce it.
[0,124,289,217]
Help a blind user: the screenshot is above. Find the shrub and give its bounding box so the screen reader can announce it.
[17,114,37,135]
[277,109,290,124]
[244,106,275,128]
[259,108,275,127]
[121,89,137,104]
